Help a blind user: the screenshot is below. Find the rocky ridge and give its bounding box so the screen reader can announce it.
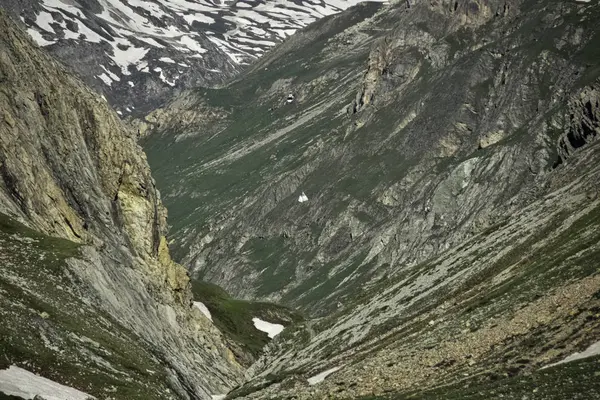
[0,9,243,399]
[3,0,385,114]
[139,0,600,397]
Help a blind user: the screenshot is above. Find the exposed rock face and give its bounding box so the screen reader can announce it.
[557,84,600,162]
[132,90,228,141]
[350,39,393,113]
[140,0,600,396]
[0,9,242,399]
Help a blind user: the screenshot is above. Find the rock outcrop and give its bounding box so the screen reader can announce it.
[0,9,243,399]
[557,84,600,163]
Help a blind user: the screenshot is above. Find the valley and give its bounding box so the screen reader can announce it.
[1,0,600,398]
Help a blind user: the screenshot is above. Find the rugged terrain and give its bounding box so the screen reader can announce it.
[140,0,600,397]
[0,9,245,399]
[3,0,383,114]
[1,0,599,397]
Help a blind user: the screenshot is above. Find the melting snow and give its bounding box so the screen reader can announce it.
[252,317,284,338]
[298,192,309,203]
[544,340,600,369]
[98,73,113,86]
[0,365,94,400]
[26,0,389,94]
[179,35,208,54]
[307,366,342,385]
[110,41,149,75]
[194,301,212,321]
[34,11,56,33]
[183,13,217,25]
[26,28,56,46]
[138,37,165,48]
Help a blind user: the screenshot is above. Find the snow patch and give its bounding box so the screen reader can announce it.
[194,301,212,321]
[307,366,342,385]
[26,28,56,46]
[180,35,208,54]
[298,191,309,203]
[544,341,600,369]
[98,73,113,86]
[0,365,94,400]
[252,317,284,338]
[110,40,149,75]
[184,13,217,25]
[138,37,165,48]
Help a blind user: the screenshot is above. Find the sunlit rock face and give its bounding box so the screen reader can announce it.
[0,10,244,398]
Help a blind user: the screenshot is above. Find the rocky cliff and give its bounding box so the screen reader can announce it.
[140,0,600,397]
[0,9,243,399]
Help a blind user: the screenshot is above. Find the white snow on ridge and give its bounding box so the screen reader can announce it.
[252,317,284,338]
[98,72,114,86]
[110,39,150,75]
[27,28,56,46]
[34,11,55,33]
[0,365,94,400]
[29,0,388,63]
[183,12,217,25]
[24,0,389,98]
[180,35,208,54]
[194,301,213,321]
[307,366,342,385]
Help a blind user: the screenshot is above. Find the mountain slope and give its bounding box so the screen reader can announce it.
[0,9,243,399]
[143,0,600,313]
[140,0,600,397]
[3,0,384,114]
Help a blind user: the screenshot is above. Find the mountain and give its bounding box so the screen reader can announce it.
[139,0,600,397]
[3,0,383,114]
[2,0,600,397]
[0,9,245,399]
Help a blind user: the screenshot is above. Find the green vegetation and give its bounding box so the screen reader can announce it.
[191,281,303,362]
[359,355,600,400]
[0,214,176,400]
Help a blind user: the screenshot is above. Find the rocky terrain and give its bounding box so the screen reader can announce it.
[2,0,383,115]
[1,0,600,397]
[139,0,600,397]
[0,9,244,399]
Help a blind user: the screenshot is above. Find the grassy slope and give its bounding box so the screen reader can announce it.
[0,214,178,400]
[192,281,303,364]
